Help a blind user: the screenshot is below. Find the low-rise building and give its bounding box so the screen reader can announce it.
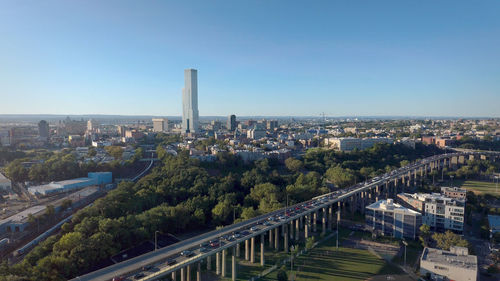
[420,246,478,281]
[0,172,11,191]
[440,186,467,201]
[365,199,422,239]
[488,215,500,238]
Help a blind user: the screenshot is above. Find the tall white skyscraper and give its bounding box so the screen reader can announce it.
[182,68,199,134]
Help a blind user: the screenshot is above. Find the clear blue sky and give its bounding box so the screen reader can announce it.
[1,0,499,117]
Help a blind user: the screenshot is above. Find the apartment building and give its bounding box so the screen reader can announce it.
[365,199,422,240]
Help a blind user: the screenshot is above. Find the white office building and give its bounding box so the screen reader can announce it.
[182,69,199,134]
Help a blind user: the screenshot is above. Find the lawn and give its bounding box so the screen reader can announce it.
[457,180,500,196]
[261,232,403,281]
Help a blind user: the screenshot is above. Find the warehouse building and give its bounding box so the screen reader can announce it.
[28,172,112,196]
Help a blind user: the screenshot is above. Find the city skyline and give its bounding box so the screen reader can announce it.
[1,1,499,117]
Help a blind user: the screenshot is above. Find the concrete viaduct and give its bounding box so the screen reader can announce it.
[73,150,500,281]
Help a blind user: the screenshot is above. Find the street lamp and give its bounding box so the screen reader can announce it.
[154,230,160,251]
[495,176,499,195]
[402,240,408,267]
[336,212,339,249]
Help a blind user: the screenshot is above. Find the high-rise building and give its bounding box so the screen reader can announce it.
[38,120,49,140]
[152,118,169,132]
[227,114,236,131]
[87,119,99,134]
[182,69,199,134]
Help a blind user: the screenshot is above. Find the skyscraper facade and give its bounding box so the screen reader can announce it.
[227,114,236,131]
[38,120,49,140]
[182,69,199,134]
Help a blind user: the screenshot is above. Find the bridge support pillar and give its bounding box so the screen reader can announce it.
[236,242,240,257]
[284,223,289,253]
[181,267,185,281]
[216,252,221,275]
[197,262,201,281]
[232,246,237,281]
[304,215,309,238]
[207,255,211,271]
[313,211,318,232]
[275,227,279,250]
[187,264,191,281]
[260,234,265,266]
[328,206,333,231]
[322,207,327,235]
[250,237,255,263]
[222,249,226,277]
[268,229,272,247]
[295,219,300,240]
[172,271,177,281]
[245,239,249,261]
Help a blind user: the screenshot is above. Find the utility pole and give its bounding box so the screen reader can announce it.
[402,240,408,267]
[155,230,160,251]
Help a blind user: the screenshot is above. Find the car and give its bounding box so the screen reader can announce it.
[200,242,209,248]
[263,221,272,226]
[278,215,286,221]
[268,216,276,221]
[112,277,125,281]
[142,265,153,271]
[199,247,210,253]
[241,230,250,236]
[165,258,177,266]
[209,240,220,247]
[232,232,242,239]
[226,236,235,241]
[181,250,194,257]
[134,273,145,280]
[250,226,259,232]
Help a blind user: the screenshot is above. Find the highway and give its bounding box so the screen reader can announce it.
[73,151,498,281]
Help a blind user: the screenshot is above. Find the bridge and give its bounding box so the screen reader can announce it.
[73,150,500,281]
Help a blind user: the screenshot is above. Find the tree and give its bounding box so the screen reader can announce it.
[419,224,431,247]
[105,146,123,160]
[400,160,410,167]
[325,165,356,188]
[277,266,288,281]
[285,157,303,173]
[305,237,315,251]
[432,231,469,251]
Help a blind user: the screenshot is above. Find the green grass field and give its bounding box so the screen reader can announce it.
[457,180,500,196]
[257,234,403,281]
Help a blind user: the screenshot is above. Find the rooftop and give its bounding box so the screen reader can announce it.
[366,199,421,215]
[421,247,477,270]
[0,205,46,225]
[0,172,8,181]
[488,214,500,232]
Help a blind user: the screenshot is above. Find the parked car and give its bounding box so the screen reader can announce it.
[181,250,194,257]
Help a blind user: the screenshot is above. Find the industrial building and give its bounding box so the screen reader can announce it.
[420,246,478,281]
[0,172,11,191]
[365,199,422,239]
[0,205,46,234]
[28,172,112,196]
